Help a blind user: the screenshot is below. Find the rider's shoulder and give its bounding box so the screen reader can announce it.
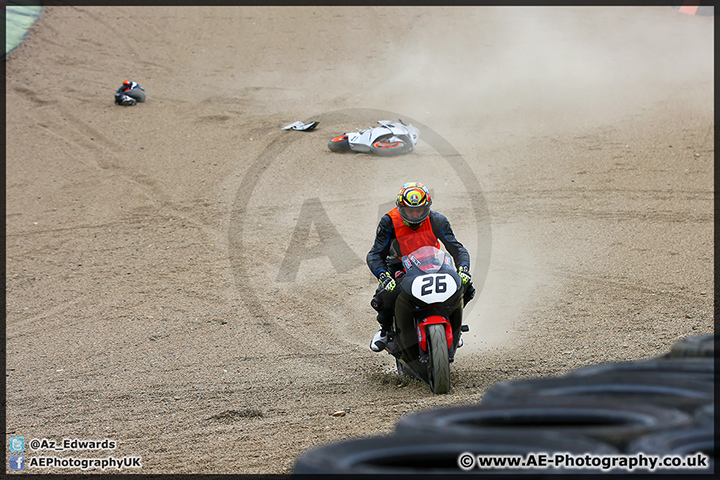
[379,212,394,224]
[375,213,394,234]
[428,210,448,222]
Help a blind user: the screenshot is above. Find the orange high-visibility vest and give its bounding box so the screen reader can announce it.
[388,207,440,256]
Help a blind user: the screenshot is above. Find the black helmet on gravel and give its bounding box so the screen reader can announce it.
[115,80,146,106]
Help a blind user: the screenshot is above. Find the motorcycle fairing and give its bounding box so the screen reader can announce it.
[409,273,459,304]
[346,120,418,152]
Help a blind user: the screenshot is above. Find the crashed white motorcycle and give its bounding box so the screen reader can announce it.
[328,120,419,156]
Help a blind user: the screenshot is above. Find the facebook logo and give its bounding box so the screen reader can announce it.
[9,455,25,470]
[9,436,25,452]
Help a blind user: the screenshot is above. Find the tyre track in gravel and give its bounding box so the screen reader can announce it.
[225,130,370,384]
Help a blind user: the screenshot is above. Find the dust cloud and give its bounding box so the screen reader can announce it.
[375,7,713,135]
[355,7,713,351]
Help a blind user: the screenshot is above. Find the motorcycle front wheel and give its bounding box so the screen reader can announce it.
[427,324,451,394]
[328,134,351,152]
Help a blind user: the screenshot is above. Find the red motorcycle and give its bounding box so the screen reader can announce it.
[372,246,473,394]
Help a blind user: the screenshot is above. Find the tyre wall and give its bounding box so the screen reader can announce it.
[292,333,715,474]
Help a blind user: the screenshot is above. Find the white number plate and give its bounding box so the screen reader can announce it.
[411,273,457,303]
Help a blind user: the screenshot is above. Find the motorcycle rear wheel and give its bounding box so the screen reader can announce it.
[328,135,351,152]
[395,358,405,376]
[369,136,411,156]
[427,324,450,394]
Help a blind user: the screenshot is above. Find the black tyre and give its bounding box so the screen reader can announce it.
[395,396,694,450]
[327,134,351,152]
[626,427,714,473]
[293,430,619,474]
[669,333,715,358]
[396,358,407,376]
[566,356,714,382]
[693,403,714,427]
[368,135,412,156]
[481,372,714,413]
[427,324,450,394]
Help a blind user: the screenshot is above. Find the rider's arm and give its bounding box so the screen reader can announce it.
[430,211,470,268]
[366,214,396,278]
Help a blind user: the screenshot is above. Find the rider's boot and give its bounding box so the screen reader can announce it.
[370,308,393,352]
[370,327,389,352]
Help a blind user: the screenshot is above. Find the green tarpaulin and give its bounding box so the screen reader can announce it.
[5,1,43,55]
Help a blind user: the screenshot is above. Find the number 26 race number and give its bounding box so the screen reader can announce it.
[412,274,457,303]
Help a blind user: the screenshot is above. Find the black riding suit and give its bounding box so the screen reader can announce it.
[367,210,470,331]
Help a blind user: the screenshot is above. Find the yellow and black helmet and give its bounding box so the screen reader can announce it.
[396,182,432,226]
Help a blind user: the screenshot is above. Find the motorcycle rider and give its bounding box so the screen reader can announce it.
[367,182,473,352]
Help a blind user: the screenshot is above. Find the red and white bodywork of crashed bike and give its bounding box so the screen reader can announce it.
[328,120,419,156]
